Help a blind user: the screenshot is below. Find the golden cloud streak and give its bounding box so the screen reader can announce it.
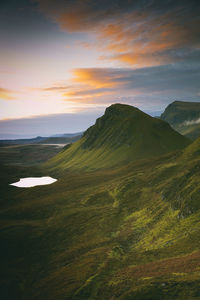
[0,88,14,100]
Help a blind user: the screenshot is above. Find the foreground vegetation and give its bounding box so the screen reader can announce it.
[1,143,200,299]
[1,104,200,299]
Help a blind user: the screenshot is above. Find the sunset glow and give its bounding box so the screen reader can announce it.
[0,0,200,129]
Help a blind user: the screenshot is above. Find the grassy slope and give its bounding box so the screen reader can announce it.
[160,101,200,140]
[0,144,62,166]
[1,137,200,299]
[46,104,190,171]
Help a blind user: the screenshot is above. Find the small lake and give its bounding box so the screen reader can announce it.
[10,176,57,188]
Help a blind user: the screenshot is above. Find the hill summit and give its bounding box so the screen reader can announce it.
[47,104,190,170]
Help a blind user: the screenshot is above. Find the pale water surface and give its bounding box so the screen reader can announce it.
[10,176,57,188]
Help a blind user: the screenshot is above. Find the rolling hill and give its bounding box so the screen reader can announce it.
[160,101,200,140]
[46,104,190,170]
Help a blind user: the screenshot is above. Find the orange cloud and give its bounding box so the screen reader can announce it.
[64,88,112,98]
[71,68,123,89]
[61,68,121,103]
[109,51,173,68]
[37,86,72,92]
[97,12,195,67]
[54,4,200,67]
[59,10,93,32]
[35,0,200,68]
[0,88,14,100]
[64,90,113,103]
[35,0,200,67]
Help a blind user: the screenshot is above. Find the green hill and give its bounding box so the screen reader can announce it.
[46,104,190,170]
[160,101,200,139]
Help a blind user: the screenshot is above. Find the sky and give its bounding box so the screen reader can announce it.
[0,0,200,137]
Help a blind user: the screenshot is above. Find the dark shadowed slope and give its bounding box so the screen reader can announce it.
[46,104,190,170]
[160,101,200,140]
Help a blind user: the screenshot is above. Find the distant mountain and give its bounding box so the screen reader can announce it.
[37,135,82,144]
[160,101,200,139]
[50,132,83,138]
[0,133,35,139]
[0,136,46,145]
[0,133,82,145]
[47,103,190,170]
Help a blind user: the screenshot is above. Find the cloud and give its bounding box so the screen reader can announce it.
[70,64,200,93]
[183,118,200,126]
[49,63,199,106]
[0,88,14,100]
[34,85,72,92]
[64,88,113,99]
[41,86,72,91]
[71,68,124,88]
[61,68,121,103]
[35,0,200,67]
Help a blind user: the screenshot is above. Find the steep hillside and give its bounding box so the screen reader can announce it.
[47,104,190,170]
[160,101,200,139]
